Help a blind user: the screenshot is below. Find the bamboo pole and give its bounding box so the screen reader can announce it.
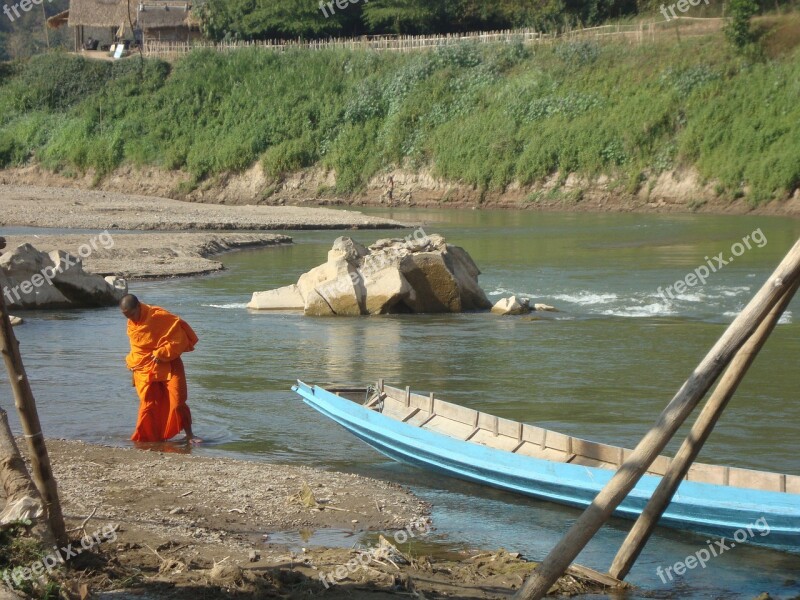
[0,408,53,546]
[514,237,800,600]
[0,237,67,548]
[608,278,800,580]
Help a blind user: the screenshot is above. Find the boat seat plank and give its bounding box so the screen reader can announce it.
[422,416,474,439]
[401,408,421,423]
[472,429,523,452]
[515,442,569,462]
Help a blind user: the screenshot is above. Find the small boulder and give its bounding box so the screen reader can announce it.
[534,303,558,312]
[491,296,531,315]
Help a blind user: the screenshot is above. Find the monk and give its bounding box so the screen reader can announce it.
[120,294,199,444]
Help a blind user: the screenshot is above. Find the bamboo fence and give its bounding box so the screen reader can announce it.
[142,18,726,60]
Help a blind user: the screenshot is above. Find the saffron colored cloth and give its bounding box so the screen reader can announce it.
[125,304,199,442]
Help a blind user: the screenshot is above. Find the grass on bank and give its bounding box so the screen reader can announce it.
[0,24,798,204]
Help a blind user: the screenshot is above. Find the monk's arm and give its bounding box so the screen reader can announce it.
[152,321,192,362]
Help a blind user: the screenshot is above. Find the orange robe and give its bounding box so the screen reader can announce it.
[125,303,199,442]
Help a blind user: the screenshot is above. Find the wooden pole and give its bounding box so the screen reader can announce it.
[0,237,68,547]
[514,237,800,600]
[609,278,800,580]
[0,409,53,546]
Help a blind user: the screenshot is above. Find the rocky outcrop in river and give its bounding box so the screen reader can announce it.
[248,232,491,315]
[0,244,127,309]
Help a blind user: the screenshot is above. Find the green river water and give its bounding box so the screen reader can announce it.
[2,209,799,599]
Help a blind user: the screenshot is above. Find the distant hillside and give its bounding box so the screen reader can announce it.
[0,15,798,208]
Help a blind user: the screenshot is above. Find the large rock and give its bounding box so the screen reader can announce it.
[249,232,491,316]
[0,244,127,309]
[247,284,304,310]
[400,252,462,313]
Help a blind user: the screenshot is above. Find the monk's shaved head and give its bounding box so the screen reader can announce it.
[120,294,140,311]
[120,294,142,321]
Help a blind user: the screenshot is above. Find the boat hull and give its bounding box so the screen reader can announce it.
[293,381,800,554]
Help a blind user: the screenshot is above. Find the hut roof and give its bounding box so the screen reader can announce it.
[67,0,136,28]
[66,0,195,29]
[137,3,194,30]
[47,8,70,29]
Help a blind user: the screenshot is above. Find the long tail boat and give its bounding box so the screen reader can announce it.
[292,380,800,554]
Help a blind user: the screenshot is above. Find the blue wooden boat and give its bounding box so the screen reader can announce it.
[292,380,800,554]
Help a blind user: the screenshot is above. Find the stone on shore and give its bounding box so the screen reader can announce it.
[248,233,491,315]
[491,296,532,315]
[0,243,127,309]
[9,316,23,326]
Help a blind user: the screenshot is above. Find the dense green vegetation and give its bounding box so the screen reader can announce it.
[0,32,798,204]
[195,0,793,39]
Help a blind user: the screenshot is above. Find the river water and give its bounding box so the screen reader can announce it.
[3,210,799,599]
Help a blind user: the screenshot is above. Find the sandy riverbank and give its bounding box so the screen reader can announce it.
[0,185,410,231]
[2,232,292,279]
[5,440,610,599]
[0,184,414,279]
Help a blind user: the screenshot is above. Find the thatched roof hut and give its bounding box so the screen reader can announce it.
[138,3,194,30]
[49,0,199,49]
[67,0,136,29]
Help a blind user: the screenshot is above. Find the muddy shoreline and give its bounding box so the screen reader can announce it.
[4,440,612,599]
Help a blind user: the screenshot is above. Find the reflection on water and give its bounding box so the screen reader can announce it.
[1,211,799,599]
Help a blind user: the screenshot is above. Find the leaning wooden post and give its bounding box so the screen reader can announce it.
[514,238,800,600]
[609,278,800,580]
[0,408,54,546]
[0,237,68,547]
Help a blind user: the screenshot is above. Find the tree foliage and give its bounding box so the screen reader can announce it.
[197,0,653,41]
[724,0,760,49]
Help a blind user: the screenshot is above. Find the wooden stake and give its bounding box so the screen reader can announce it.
[0,237,68,547]
[513,237,800,600]
[609,278,800,580]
